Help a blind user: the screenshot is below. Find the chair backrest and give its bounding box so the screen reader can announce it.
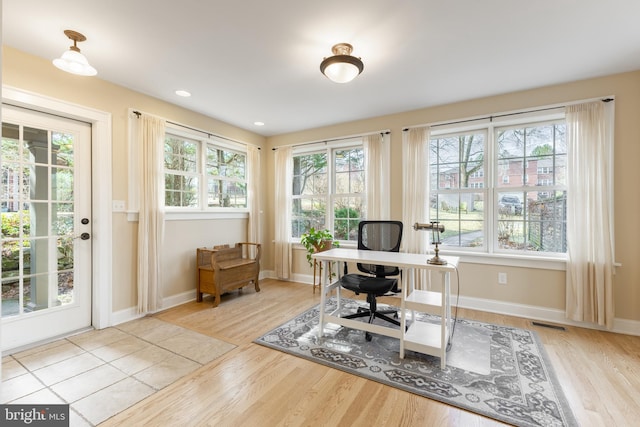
[357,220,403,277]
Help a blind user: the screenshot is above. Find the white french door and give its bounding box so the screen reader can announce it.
[1,105,92,352]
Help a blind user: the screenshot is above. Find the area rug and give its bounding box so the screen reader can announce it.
[255,298,577,427]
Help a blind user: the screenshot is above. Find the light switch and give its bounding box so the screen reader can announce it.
[112,200,126,212]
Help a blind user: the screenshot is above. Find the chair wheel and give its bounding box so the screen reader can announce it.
[365,332,372,341]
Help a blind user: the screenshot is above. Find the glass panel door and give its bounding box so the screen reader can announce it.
[1,105,92,351]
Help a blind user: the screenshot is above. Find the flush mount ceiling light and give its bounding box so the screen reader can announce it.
[53,30,97,76]
[320,43,364,83]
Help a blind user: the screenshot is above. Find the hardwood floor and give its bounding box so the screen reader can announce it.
[100,279,640,427]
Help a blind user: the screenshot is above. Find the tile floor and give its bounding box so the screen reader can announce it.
[1,317,236,426]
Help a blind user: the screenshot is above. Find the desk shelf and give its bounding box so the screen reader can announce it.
[400,269,454,369]
[313,248,458,369]
[403,289,448,359]
[403,321,448,355]
[404,289,444,314]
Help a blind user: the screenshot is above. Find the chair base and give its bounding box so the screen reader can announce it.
[343,294,401,341]
[343,308,400,327]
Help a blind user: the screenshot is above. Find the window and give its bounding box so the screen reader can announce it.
[496,122,566,253]
[291,143,364,242]
[430,132,486,248]
[429,116,567,255]
[537,166,553,174]
[164,131,247,210]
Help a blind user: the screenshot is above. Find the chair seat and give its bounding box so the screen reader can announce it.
[340,274,397,296]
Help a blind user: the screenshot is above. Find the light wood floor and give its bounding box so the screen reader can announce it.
[100,279,640,427]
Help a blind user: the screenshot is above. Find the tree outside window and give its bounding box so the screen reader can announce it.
[428,119,567,255]
[496,123,566,252]
[430,132,486,248]
[291,145,364,242]
[333,148,364,241]
[164,134,247,209]
[165,136,198,207]
[292,152,327,238]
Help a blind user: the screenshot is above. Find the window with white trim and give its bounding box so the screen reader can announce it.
[291,140,364,243]
[164,131,247,210]
[429,113,567,255]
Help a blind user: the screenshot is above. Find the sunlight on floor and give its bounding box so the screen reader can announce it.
[1,317,235,426]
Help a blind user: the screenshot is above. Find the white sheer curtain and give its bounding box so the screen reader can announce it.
[364,133,389,219]
[246,145,261,254]
[565,100,615,328]
[136,115,166,314]
[274,146,292,279]
[402,127,429,255]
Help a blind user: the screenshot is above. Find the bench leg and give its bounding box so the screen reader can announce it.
[213,289,220,307]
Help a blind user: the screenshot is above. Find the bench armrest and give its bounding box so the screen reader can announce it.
[237,242,261,262]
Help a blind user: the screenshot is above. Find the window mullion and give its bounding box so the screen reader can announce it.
[487,124,496,254]
[199,141,206,210]
[326,147,334,236]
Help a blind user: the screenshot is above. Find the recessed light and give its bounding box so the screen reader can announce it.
[175,90,191,97]
[254,121,265,126]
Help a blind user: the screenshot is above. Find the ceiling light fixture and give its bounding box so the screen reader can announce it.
[320,43,364,83]
[53,30,97,76]
[175,90,191,97]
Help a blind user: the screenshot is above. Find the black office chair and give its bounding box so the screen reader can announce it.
[340,220,403,341]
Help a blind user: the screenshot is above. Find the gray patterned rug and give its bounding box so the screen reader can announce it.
[255,298,577,427]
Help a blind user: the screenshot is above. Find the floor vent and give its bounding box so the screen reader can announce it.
[531,321,566,331]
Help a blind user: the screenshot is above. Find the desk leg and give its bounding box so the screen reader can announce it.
[440,271,450,369]
[318,259,327,339]
[335,261,342,312]
[399,267,407,359]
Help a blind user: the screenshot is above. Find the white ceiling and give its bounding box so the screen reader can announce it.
[3,0,640,136]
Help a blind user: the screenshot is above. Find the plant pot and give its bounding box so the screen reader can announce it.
[313,239,333,253]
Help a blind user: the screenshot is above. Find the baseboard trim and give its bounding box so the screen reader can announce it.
[456,295,640,336]
[110,275,640,337]
[111,272,275,326]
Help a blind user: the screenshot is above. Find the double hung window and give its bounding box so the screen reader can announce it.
[428,114,567,255]
[164,131,247,210]
[291,142,364,243]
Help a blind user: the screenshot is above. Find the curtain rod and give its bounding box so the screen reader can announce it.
[402,97,614,131]
[132,110,260,150]
[271,130,390,151]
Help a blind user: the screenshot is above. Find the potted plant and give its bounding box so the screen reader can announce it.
[300,227,339,267]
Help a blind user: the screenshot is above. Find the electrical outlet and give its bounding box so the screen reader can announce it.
[498,272,508,285]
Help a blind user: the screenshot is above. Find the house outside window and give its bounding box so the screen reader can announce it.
[428,116,567,255]
[430,132,486,248]
[291,142,364,243]
[164,132,247,210]
[496,122,566,253]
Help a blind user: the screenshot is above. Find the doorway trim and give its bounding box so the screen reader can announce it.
[2,85,113,330]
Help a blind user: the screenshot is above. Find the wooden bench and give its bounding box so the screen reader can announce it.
[196,242,261,306]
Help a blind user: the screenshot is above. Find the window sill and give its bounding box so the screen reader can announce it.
[126,210,249,222]
[433,250,566,271]
[292,242,566,271]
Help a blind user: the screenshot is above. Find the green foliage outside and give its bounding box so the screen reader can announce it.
[1,211,29,274]
[1,211,74,276]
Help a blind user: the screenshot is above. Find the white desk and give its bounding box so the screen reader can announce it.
[313,248,458,368]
